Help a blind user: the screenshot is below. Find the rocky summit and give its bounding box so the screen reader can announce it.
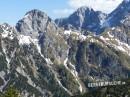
[55,7,107,34]
[0,0,130,97]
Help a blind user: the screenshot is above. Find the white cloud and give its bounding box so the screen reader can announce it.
[53,8,74,18]
[53,0,123,18]
[68,0,123,13]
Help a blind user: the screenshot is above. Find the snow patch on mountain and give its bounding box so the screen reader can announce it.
[33,39,45,58]
[16,66,36,87]
[47,61,72,95]
[0,71,9,92]
[1,41,10,69]
[1,23,15,40]
[64,30,86,41]
[18,35,33,45]
[17,34,45,59]
[45,58,53,65]
[63,50,83,93]
[69,62,83,93]
[100,32,130,56]
[17,34,73,94]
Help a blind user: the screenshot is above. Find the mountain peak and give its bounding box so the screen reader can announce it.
[1,23,11,28]
[16,9,57,38]
[77,6,93,13]
[1,23,14,32]
[55,6,107,34]
[25,9,48,18]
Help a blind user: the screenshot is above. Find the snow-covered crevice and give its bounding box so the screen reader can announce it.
[63,50,83,93]
[0,79,9,92]
[43,57,72,95]
[16,64,36,88]
[0,71,6,91]
[18,37,72,95]
[44,58,72,94]
[28,55,39,78]
[1,41,10,69]
[64,30,87,41]
[69,62,83,92]
[56,75,72,95]
[11,48,17,58]
[32,38,72,94]
[16,59,48,96]
[34,40,44,58]
[1,39,17,69]
[35,86,47,96]
[18,34,54,65]
[0,71,9,92]
[0,71,5,80]
[8,48,17,64]
[50,66,72,95]
[100,32,130,56]
[47,63,72,95]
[1,24,17,69]
[17,34,72,95]
[45,58,53,65]
[63,58,83,93]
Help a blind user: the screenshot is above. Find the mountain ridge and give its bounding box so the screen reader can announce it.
[103,0,130,27]
[1,0,130,97]
[55,6,107,34]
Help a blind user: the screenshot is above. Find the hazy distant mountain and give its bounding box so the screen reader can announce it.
[103,0,130,27]
[55,7,107,34]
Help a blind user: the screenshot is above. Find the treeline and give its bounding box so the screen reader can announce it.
[0,87,19,97]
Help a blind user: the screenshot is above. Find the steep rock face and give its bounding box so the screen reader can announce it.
[65,31,130,84]
[1,2,130,96]
[16,9,68,64]
[1,23,130,97]
[0,23,82,97]
[0,10,83,97]
[55,7,107,34]
[16,9,57,38]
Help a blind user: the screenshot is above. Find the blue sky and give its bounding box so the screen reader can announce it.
[0,0,123,25]
[0,0,69,25]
